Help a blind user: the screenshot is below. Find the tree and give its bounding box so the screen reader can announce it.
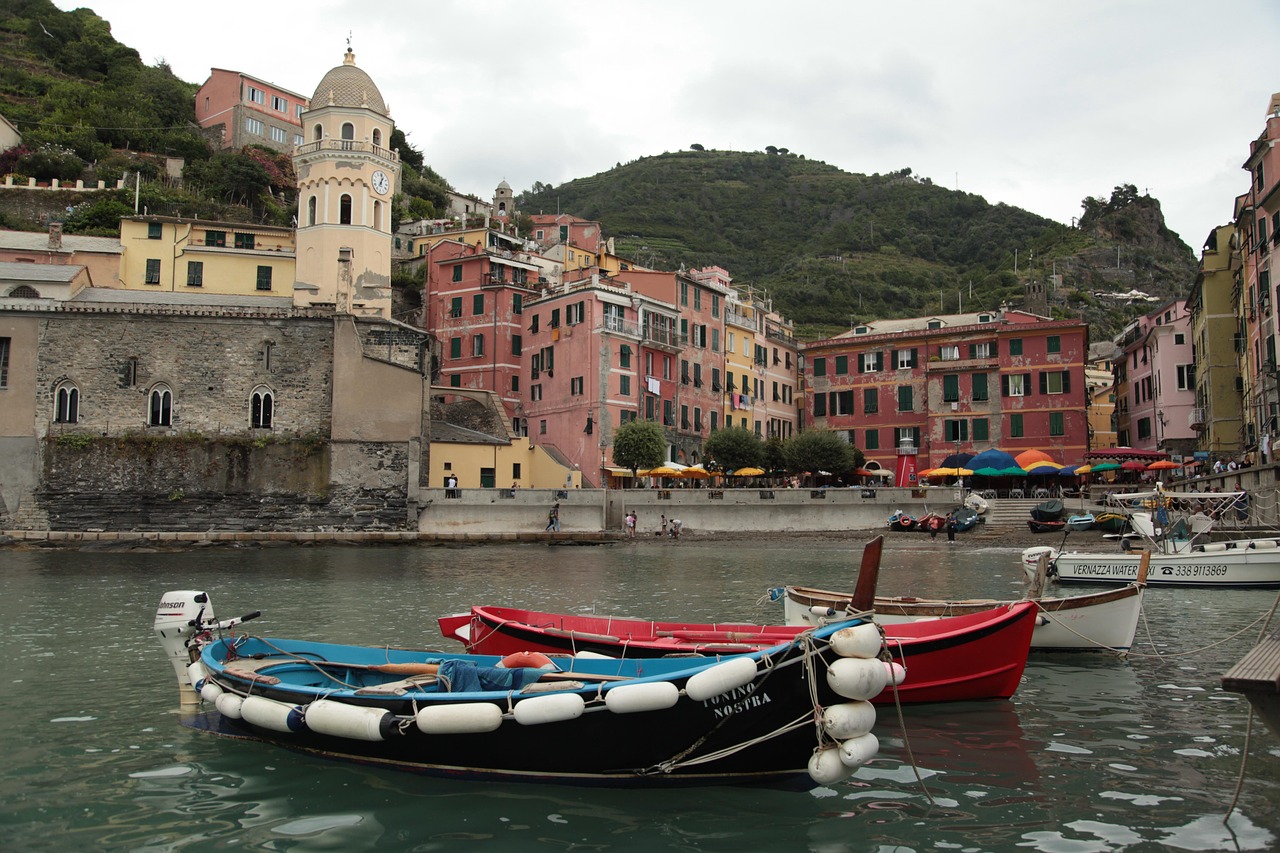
[782,429,858,479]
[762,436,786,474]
[703,426,762,474]
[690,143,705,151]
[611,420,665,478]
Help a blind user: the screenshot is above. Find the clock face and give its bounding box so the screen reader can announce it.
[372,170,389,195]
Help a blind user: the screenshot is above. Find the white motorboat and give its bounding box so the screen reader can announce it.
[1022,486,1280,588]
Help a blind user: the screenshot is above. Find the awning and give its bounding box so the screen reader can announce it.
[604,467,638,476]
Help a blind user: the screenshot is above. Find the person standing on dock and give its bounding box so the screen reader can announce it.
[946,513,957,543]
[546,502,560,532]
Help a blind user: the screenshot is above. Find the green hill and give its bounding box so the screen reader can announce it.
[520,150,1198,340]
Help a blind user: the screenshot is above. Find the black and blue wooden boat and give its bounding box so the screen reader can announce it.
[154,589,891,788]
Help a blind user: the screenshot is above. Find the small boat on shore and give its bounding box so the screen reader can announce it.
[154,590,892,787]
[1065,513,1095,532]
[888,509,916,531]
[1030,499,1065,522]
[1093,511,1128,533]
[1022,485,1280,587]
[1028,519,1066,534]
[953,507,979,531]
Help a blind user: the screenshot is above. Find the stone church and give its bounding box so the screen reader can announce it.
[0,51,433,532]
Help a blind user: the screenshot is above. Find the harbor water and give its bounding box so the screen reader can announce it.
[2,538,1280,851]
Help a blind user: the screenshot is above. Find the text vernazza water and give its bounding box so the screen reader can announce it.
[2,539,1279,851]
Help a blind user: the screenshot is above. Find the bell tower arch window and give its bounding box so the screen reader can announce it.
[313,123,323,141]
[372,128,382,147]
[340,122,355,149]
[307,195,317,226]
[373,200,383,231]
[339,194,352,225]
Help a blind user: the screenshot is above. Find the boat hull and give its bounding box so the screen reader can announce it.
[193,632,862,787]
[445,604,1037,704]
[1047,546,1280,588]
[783,585,1144,651]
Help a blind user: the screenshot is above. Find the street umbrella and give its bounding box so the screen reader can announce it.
[1146,460,1181,471]
[1091,462,1122,472]
[1060,464,1092,476]
[1120,460,1147,471]
[968,448,1018,470]
[917,468,940,479]
[1015,449,1056,469]
[647,466,682,477]
[940,452,974,469]
[974,467,1005,477]
[1001,466,1028,476]
[732,467,766,477]
[1026,462,1064,475]
[680,465,711,479]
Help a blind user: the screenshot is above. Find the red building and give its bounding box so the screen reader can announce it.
[194,68,308,153]
[803,309,1089,470]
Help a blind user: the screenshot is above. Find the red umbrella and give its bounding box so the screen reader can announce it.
[1120,460,1147,471]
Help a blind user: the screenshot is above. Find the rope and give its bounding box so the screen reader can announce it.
[879,635,935,806]
[1030,599,1137,655]
[1127,607,1277,660]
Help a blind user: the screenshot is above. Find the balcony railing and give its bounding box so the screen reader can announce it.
[725,310,753,330]
[1189,408,1206,430]
[643,326,684,350]
[295,139,399,161]
[596,319,640,337]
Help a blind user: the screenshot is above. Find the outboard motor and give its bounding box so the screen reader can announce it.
[155,591,259,709]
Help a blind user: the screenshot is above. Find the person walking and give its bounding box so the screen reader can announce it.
[946,512,957,543]
[546,502,560,532]
[670,518,682,540]
[1234,483,1249,528]
[625,510,636,539]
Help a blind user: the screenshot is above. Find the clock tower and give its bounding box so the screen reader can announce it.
[293,48,400,319]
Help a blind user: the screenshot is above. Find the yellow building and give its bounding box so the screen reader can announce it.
[429,423,581,489]
[1187,223,1244,456]
[723,291,759,431]
[117,216,295,296]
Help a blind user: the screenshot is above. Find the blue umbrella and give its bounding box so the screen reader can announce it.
[940,452,975,469]
[969,448,1018,470]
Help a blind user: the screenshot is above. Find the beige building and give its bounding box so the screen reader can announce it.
[1187,224,1244,457]
[116,217,295,297]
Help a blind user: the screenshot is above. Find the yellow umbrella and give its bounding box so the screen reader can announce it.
[680,465,711,479]
[731,467,766,476]
[647,466,682,477]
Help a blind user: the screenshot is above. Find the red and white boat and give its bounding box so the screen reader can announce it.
[438,602,1036,705]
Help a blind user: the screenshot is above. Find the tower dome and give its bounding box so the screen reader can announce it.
[311,49,388,116]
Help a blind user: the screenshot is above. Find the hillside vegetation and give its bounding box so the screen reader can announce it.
[521,150,1198,340]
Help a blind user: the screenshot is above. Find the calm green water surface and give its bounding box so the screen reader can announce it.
[2,539,1279,851]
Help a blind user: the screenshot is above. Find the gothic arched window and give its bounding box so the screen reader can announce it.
[251,386,274,429]
[308,195,317,226]
[341,122,355,140]
[54,382,79,424]
[313,123,323,142]
[339,194,352,225]
[148,385,172,427]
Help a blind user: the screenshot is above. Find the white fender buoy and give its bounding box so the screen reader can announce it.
[809,605,837,618]
[574,651,616,660]
[822,701,877,740]
[241,695,301,733]
[838,732,880,768]
[684,656,758,702]
[831,624,883,659]
[187,660,209,688]
[512,692,585,725]
[807,744,854,784]
[305,699,394,742]
[826,657,888,700]
[884,661,907,686]
[604,681,680,714]
[199,680,224,704]
[416,703,503,734]
[215,692,244,720]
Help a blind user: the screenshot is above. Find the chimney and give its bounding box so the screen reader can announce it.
[48,222,63,250]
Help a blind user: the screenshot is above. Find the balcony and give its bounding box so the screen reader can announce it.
[1189,408,1206,430]
[725,309,753,330]
[643,326,684,352]
[596,319,640,338]
[925,356,998,372]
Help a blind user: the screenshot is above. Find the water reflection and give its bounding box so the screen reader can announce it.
[2,544,1280,851]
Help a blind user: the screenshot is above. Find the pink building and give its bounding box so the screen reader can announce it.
[195,69,309,153]
[1114,300,1195,454]
[520,276,681,485]
[422,236,540,428]
[528,215,605,253]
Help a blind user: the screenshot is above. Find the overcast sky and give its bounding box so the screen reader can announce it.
[56,1,1280,252]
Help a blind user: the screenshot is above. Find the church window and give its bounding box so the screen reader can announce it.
[339,194,352,225]
[148,386,172,427]
[340,123,355,149]
[313,123,322,142]
[307,196,316,226]
[372,128,381,147]
[251,387,274,429]
[373,200,383,231]
[55,382,79,424]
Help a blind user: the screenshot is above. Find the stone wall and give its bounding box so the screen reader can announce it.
[34,436,413,531]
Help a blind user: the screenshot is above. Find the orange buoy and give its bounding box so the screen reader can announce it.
[497,651,556,670]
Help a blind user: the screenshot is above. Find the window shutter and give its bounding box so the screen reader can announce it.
[857,353,865,373]
[1001,374,1009,397]
[912,427,921,447]
[891,349,898,367]
[910,348,918,368]
[1062,370,1072,394]
[968,343,977,359]
[991,341,998,356]
[1039,371,1047,395]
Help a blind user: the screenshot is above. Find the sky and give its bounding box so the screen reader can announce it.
[54,0,1280,251]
